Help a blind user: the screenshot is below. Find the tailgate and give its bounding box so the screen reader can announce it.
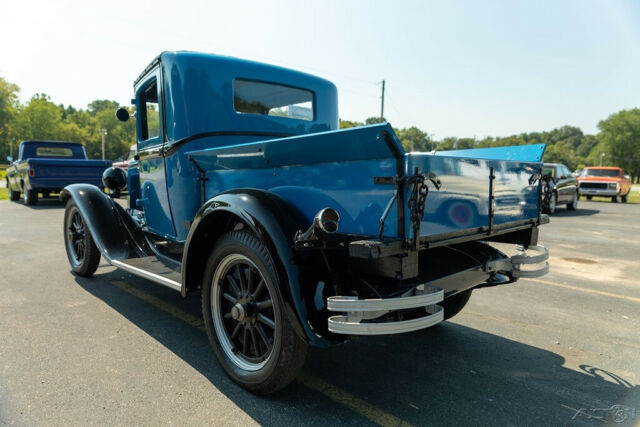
[405,145,545,242]
[28,158,112,187]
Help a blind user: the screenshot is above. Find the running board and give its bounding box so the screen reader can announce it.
[111,257,182,292]
[327,284,444,335]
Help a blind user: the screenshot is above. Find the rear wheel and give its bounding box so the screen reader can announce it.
[23,188,38,206]
[63,200,101,277]
[567,191,578,211]
[7,180,20,201]
[202,230,307,394]
[441,289,473,320]
[586,195,592,200]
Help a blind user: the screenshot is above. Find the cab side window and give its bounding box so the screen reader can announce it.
[139,79,160,142]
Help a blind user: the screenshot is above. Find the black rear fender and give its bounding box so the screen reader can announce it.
[183,189,331,347]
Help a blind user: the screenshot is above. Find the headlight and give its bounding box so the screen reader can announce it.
[608,183,617,190]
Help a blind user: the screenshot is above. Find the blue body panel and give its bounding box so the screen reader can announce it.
[6,141,111,192]
[405,154,540,238]
[126,51,544,244]
[435,143,546,162]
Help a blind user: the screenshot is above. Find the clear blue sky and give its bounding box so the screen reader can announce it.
[0,0,638,139]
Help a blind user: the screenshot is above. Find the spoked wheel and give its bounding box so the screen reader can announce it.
[63,200,100,277]
[202,230,307,394]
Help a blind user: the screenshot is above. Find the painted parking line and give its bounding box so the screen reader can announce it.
[109,280,410,427]
[528,278,640,304]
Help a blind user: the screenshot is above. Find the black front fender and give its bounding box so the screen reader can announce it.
[61,184,149,262]
[182,189,331,347]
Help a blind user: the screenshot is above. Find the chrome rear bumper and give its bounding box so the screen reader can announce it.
[484,244,549,278]
[327,285,444,335]
[326,244,549,336]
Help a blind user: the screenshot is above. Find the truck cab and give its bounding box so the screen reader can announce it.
[128,52,338,240]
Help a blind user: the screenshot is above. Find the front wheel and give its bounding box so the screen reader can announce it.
[611,194,620,203]
[7,180,20,201]
[622,194,628,203]
[63,200,101,277]
[586,195,592,200]
[202,230,307,394]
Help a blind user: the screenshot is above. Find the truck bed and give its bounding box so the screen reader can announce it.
[185,123,545,243]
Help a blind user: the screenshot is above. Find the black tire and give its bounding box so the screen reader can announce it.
[202,230,307,394]
[543,192,557,214]
[441,289,473,320]
[23,188,38,206]
[586,195,592,200]
[42,191,50,199]
[7,180,20,201]
[63,200,101,277]
[567,191,578,211]
[622,194,628,203]
[611,195,620,203]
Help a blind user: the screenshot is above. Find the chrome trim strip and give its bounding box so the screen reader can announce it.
[327,285,443,312]
[328,305,443,335]
[111,259,182,292]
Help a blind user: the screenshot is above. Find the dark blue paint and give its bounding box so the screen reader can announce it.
[6,140,111,194]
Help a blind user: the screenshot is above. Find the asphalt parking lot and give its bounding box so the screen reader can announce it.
[1,198,639,426]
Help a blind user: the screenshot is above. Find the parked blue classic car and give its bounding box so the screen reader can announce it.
[61,52,549,394]
[6,140,111,205]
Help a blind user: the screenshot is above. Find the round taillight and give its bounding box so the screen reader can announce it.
[28,168,35,177]
[315,208,340,233]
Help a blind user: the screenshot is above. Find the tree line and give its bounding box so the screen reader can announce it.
[2,76,639,180]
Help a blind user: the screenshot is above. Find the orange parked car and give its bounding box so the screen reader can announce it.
[577,166,632,203]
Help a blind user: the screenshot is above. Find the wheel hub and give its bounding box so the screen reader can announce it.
[231,303,248,321]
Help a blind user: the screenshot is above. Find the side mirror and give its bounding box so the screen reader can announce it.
[559,175,566,180]
[624,174,630,180]
[116,107,130,122]
[6,156,13,162]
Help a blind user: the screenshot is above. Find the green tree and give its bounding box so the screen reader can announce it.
[339,119,364,129]
[10,94,63,141]
[0,77,20,160]
[595,108,640,179]
[364,116,386,125]
[395,126,432,151]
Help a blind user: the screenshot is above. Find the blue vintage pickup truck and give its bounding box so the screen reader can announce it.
[61,52,549,394]
[6,140,111,205]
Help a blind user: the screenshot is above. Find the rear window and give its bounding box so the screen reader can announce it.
[233,79,314,121]
[35,147,73,157]
[581,169,620,177]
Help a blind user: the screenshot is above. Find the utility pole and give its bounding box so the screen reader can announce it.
[380,80,385,121]
[99,128,108,160]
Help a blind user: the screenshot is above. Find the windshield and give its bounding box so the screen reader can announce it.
[581,169,620,177]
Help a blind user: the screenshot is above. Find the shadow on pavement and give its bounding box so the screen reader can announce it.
[10,198,66,210]
[75,271,640,426]
[551,207,599,217]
